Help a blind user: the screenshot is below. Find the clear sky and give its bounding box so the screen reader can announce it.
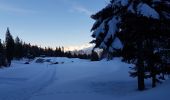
[0,0,108,48]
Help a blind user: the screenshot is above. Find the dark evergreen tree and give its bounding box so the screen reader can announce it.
[55,47,59,57]
[14,36,23,59]
[91,0,170,90]
[0,42,2,67]
[0,39,3,55]
[65,51,72,58]
[0,39,6,67]
[5,28,15,66]
[91,51,99,61]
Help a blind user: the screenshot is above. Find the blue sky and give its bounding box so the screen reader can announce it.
[0,0,107,48]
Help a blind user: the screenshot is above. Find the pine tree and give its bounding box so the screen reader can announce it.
[91,0,170,90]
[5,28,15,66]
[14,36,23,59]
[0,39,4,67]
[58,47,62,57]
[91,51,99,61]
[0,39,3,54]
[55,47,59,57]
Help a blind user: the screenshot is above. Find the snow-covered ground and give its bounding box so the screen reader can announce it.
[0,57,169,100]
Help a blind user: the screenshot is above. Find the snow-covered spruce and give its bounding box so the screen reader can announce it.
[91,0,170,90]
[91,0,170,55]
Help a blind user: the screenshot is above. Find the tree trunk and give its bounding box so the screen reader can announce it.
[152,73,156,87]
[137,59,145,90]
[151,62,156,88]
[137,40,145,91]
[148,39,156,88]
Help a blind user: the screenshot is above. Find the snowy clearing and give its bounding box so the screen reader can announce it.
[0,57,169,100]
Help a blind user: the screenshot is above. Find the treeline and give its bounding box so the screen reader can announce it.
[0,28,99,67]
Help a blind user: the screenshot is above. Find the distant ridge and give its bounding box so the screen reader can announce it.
[65,43,94,55]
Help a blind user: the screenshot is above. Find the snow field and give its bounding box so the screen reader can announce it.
[0,57,169,100]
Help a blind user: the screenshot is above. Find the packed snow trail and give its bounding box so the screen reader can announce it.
[0,62,57,100]
[29,58,137,100]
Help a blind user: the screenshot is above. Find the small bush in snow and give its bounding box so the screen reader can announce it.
[35,58,45,63]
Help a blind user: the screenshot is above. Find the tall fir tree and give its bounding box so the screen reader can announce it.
[91,50,99,61]
[14,36,23,59]
[91,0,170,90]
[5,28,15,66]
[0,39,4,67]
[0,39,3,54]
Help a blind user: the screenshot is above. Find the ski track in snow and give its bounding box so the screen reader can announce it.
[0,63,57,100]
